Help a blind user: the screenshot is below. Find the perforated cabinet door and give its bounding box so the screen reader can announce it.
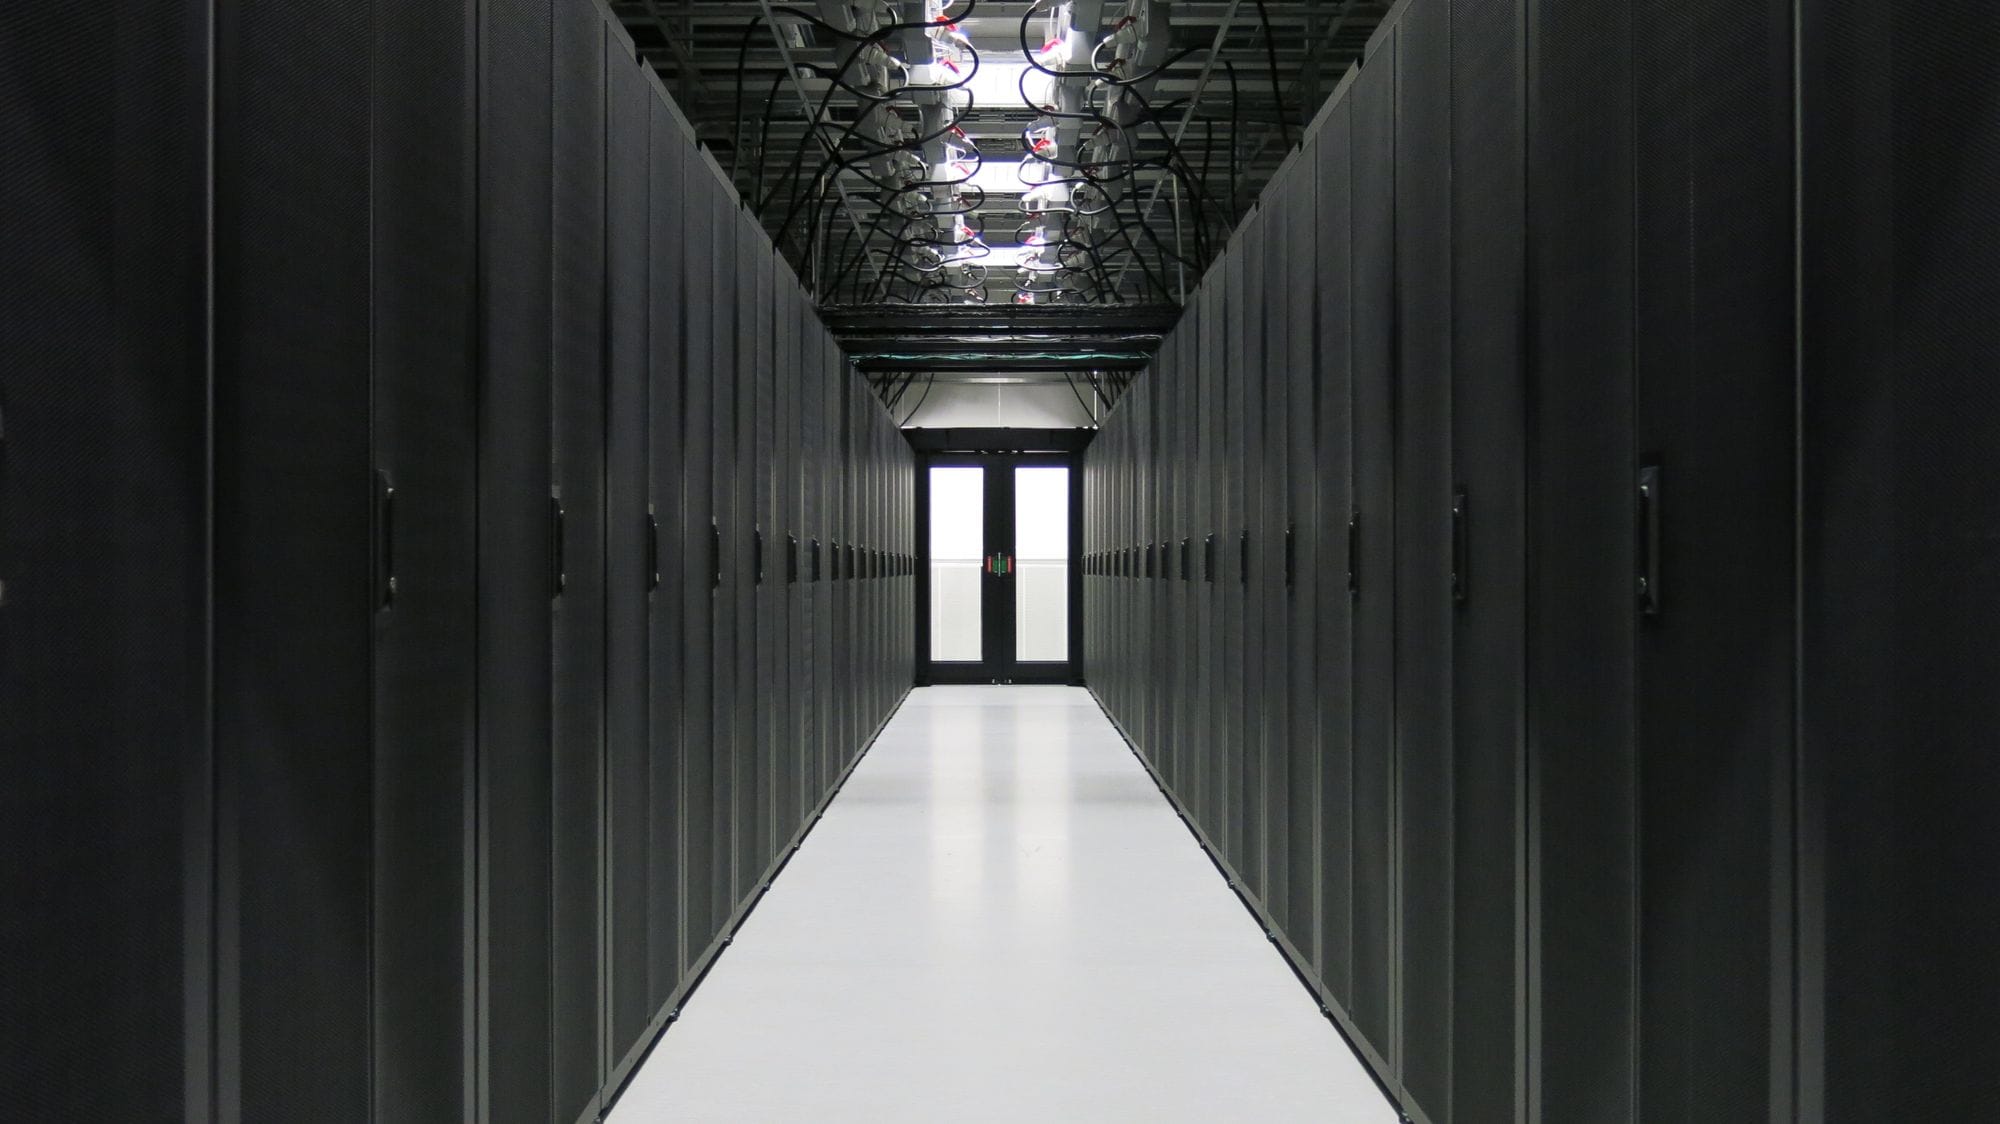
[706,179,740,947]
[1393,3,1456,1112]
[0,3,210,1117]
[729,210,760,901]
[1632,1,1797,1119]
[1446,0,1528,1113]
[1222,243,1252,876]
[473,0,559,1117]
[1283,146,1323,974]
[748,241,776,885]
[678,154,719,957]
[607,30,665,1083]
[1802,5,2000,1116]
[641,38,692,1054]
[1526,0,1640,1115]
[1314,107,1358,1013]
[1198,277,1228,843]
[776,280,802,833]
[815,339,837,795]
[369,1,481,1117]
[640,43,690,1060]
[1348,39,1399,1070]
[1259,189,1294,932]
[214,1,375,1117]
[550,7,608,1114]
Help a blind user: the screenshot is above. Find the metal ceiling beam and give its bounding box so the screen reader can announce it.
[641,0,710,101]
[826,303,1177,370]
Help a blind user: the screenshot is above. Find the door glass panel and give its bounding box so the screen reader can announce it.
[1015,466,1070,662]
[929,466,984,661]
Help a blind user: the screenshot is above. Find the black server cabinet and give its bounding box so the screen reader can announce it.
[1282,146,1322,973]
[732,212,763,903]
[477,0,557,1117]
[1802,5,2000,1116]
[1247,186,1273,927]
[1250,202,1289,923]
[1393,2,1455,1112]
[1314,103,1358,1012]
[1221,244,1250,877]
[1525,0,1638,1116]
[551,5,607,1115]
[1349,37,1399,1069]
[838,379,857,761]
[776,280,801,833]
[815,341,837,795]
[0,4,211,1117]
[1445,0,1527,1114]
[1146,344,1167,779]
[680,158,719,957]
[1260,190,1295,933]
[607,34,665,1084]
[656,89,696,1016]
[1173,323,1198,814]
[370,1,481,1118]
[1197,281,1226,842]
[1632,2,1796,1119]
[798,311,817,806]
[1159,337,1183,796]
[213,1,375,1117]
[708,182,740,934]
[749,239,776,888]
[1136,391,1146,726]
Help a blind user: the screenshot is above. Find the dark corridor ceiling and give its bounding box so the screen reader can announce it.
[611,1,1386,319]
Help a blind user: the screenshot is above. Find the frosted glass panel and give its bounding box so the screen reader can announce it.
[930,467,984,662]
[1015,467,1070,662]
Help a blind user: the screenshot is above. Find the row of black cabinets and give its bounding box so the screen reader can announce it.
[1,0,912,1120]
[1085,0,2000,1121]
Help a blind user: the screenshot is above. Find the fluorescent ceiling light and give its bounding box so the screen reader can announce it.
[964,377,1028,385]
[959,60,1033,109]
[971,244,1036,268]
[961,159,1028,196]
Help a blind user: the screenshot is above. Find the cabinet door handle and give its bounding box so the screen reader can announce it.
[788,534,799,584]
[1451,491,1469,605]
[1285,524,1296,590]
[646,511,661,591]
[810,538,821,582]
[1205,533,1217,583]
[550,497,566,598]
[375,471,396,611]
[1638,466,1662,617]
[710,519,721,590]
[1239,530,1249,586]
[754,525,765,586]
[1181,538,1192,582]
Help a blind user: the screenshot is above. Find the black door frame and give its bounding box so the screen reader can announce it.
[915,450,1084,685]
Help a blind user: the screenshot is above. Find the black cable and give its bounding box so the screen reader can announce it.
[898,374,937,426]
[1225,60,1240,222]
[1063,371,1097,424]
[1255,1,1293,150]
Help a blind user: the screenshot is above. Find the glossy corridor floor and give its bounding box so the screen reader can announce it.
[610,686,1396,1122]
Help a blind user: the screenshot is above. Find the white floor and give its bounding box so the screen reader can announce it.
[609,686,1396,1123]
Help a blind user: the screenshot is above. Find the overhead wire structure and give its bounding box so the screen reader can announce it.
[618,1,1386,310]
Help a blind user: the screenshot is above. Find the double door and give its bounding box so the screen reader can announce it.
[920,454,1077,684]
